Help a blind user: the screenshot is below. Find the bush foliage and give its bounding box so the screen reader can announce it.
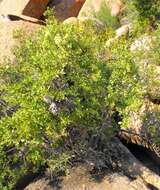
[132,0,160,22]
[0,13,144,189]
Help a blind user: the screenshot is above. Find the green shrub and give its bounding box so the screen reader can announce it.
[0,16,112,188]
[104,39,144,128]
[0,14,143,188]
[132,0,160,25]
[133,26,160,100]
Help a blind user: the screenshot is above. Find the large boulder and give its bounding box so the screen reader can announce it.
[79,0,122,17]
[119,99,160,161]
[49,0,85,21]
[0,19,40,63]
[25,174,150,190]
[63,17,79,24]
[78,0,122,27]
[0,0,49,18]
[25,139,160,190]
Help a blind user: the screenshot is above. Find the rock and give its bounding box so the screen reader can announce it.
[0,14,45,25]
[43,96,52,105]
[120,17,131,26]
[63,17,78,24]
[49,102,59,116]
[25,174,150,190]
[43,96,59,116]
[78,0,121,28]
[110,139,160,188]
[119,99,160,160]
[25,178,53,190]
[109,0,122,17]
[22,0,49,19]
[49,0,85,21]
[0,0,49,19]
[115,24,129,39]
[130,36,154,52]
[0,20,40,63]
[25,138,160,190]
[78,0,122,17]
[105,25,130,47]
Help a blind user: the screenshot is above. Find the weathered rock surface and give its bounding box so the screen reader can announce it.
[115,24,129,38]
[49,0,85,21]
[119,99,160,161]
[78,0,122,19]
[63,17,79,24]
[130,35,154,52]
[24,173,150,190]
[0,20,40,63]
[0,0,49,18]
[25,138,160,190]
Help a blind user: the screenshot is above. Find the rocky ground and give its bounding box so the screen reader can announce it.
[24,138,160,190]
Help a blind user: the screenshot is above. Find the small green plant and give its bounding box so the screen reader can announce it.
[95,1,120,28]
